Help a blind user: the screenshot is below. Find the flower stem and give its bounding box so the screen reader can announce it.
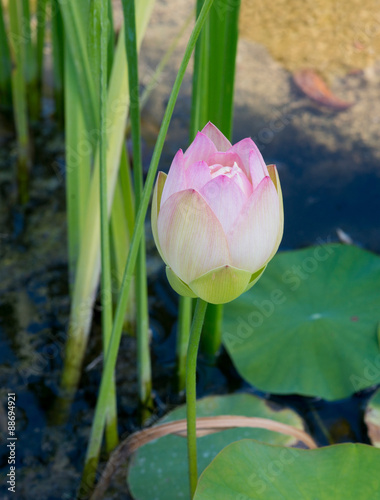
[177,296,193,393]
[99,0,118,453]
[186,298,208,498]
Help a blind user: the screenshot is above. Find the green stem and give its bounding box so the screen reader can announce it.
[21,0,39,120]
[200,303,223,358]
[58,0,98,131]
[110,149,136,334]
[8,0,30,203]
[99,0,118,453]
[80,0,214,493]
[51,0,64,124]
[64,41,91,289]
[193,0,241,356]
[186,298,208,498]
[122,0,152,423]
[36,0,48,90]
[0,1,12,109]
[118,145,135,237]
[177,296,193,393]
[176,4,207,396]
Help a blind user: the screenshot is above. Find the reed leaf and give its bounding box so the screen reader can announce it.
[60,0,155,403]
[0,1,12,109]
[7,0,30,203]
[51,0,64,122]
[122,0,152,421]
[192,0,242,357]
[80,1,215,493]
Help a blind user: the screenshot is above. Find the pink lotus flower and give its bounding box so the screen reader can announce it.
[151,122,284,304]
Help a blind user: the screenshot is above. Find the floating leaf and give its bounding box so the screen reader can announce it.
[194,440,380,499]
[127,393,306,500]
[223,244,380,400]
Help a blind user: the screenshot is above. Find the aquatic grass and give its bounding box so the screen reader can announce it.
[20,0,39,119]
[110,171,136,329]
[110,146,135,316]
[35,0,48,104]
[1,0,51,195]
[110,147,137,333]
[117,145,135,238]
[96,0,118,452]
[51,0,64,122]
[63,2,91,289]
[58,0,97,131]
[81,0,215,492]
[122,0,152,421]
[0,1,12,109]
[60,0,155,407]
[206,0,240,138]
[176,0,241,384]
[7,0,31,203]
[193,0,241,357]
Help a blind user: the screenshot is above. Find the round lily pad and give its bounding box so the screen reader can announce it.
[127,393,306,500]
[222,244,380,400]
[194,440,380,500]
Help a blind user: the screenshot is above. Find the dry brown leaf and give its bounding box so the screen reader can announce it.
[90,415,317,500]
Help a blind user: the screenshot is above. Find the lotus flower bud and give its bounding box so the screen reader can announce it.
[151,122,284,304]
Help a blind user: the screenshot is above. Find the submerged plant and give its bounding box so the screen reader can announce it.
[151,122,284,497]
[151,122,284,305]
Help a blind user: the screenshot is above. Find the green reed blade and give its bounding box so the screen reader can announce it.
[80,1,215,494]
[97,0,118,452]
[118,144,135,238]
[64,43,91,288]
[58,0,97,131]
[51,0,64,123]
[8,0,30,203]
[122,0,152,422]
[0,1,12,109]
[191,0,242,357]
[60,1,155,408]
[36,0,48,91]
[110,146,136,334]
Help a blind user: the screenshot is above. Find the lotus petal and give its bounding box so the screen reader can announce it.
[183,132,217,168]
[227,177,280,273]
[160,149,186,206]
[228,137,258,178]
[267,164,284,261]
[249,148,269,190]
[189,265,252,304]
[158,189,230,284]
[151,171,167,263]
[166,267,197,298]
[185,160,212,191]
[201,122,232,152]
[200,175,247,234]
[207,151,245,170]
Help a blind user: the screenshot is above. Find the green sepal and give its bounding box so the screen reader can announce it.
[189,265,252,304]
[166,266,197,298]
